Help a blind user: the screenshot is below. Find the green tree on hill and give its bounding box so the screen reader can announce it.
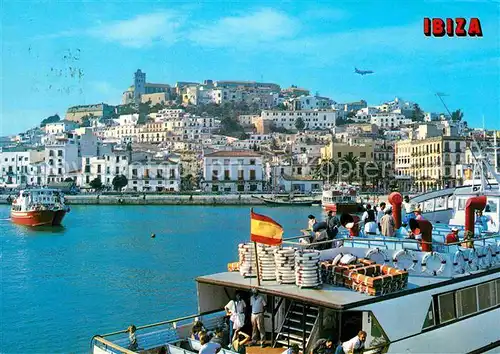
[451,109,463,121]
[40,114,61,127]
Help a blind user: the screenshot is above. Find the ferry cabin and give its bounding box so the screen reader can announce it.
[12,189,63,211]
[92,241,500,354]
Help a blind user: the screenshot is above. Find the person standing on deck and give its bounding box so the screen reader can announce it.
[377,202,386,231]
[250,288,267,347]
[361,204,377,235]
[475,210,494,232]
[414,208,424,221]
[225,292,246,342]
[310,338,334,354]
[402,196,416,226]
[380,208,395,237]
[335,331,366,354]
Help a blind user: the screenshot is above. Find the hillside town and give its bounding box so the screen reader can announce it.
[1,69,499,195]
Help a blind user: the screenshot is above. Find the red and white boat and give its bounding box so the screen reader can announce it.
[10,188,70,227]
[322,183,361,213]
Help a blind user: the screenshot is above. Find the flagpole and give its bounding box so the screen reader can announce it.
[251,208,261,286]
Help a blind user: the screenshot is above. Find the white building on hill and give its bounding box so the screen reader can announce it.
[261,110,337,131]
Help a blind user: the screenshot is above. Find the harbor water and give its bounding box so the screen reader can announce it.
[0,204,320,353]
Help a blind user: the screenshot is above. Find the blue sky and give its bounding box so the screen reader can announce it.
[1,0,499,135]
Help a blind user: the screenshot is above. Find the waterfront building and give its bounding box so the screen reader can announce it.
[65,103,115,123]
[79,149,132,187]
[128,156,180,192]
[321,141,374,164]
[261,109,337,131]
[278,174,323,193]
[202,150,264,193]
[0,147,44,186]
[43,135,80,184]
[395,134,466,192]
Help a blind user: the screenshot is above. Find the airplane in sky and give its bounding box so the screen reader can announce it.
[354,67,374,75]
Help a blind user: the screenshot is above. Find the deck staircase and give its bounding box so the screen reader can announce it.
[274,302,319,352]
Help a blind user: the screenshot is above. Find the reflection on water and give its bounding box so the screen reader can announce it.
[0,204,321,353]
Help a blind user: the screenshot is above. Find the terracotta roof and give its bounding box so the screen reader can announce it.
[204,150,262,158]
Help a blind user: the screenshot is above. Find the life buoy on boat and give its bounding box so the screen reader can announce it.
[421,252,447,276]
[392,249,418,271]
[453,250,466,274]
[465,248,479,272]
[365,248,390,265]
[479,246,494,269]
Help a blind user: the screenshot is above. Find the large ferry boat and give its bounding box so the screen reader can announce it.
[322,183,361,213]
[10,188,70,227]
[91,193,499,354]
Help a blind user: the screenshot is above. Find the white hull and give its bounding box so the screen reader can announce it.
[388,308,499,353]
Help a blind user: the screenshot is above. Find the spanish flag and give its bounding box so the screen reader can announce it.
[250,209,284,245]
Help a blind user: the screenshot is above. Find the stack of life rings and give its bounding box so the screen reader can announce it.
[256,244,278,281]
[274,247,296,284]
[238,243,257,278]
[295,250,322,288]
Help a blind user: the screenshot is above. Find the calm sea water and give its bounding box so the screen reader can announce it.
[0,204,321,353]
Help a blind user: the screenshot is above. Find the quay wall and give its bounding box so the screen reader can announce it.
[0,193,266,206]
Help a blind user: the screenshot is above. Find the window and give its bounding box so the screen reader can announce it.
[238,170,244,180]
[212,170,219,181]
[116,167,120,174]
[422,302,435,329]
[224,170,230,180]
[338,152,342,158]
[360,152,366,158]
[250,184,257,191]
[477,282,496,310]
[250,170,256,180]
[97,165,102,173]
[456,287,477,318]
[250,159,256,165]
[237,184,244,192]
[438,292,456,323]
[224,159,230,165]
[132,169,137,176]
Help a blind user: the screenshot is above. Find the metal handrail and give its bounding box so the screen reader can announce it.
[282,233,499,248]
[92,336,137,354]
[98,309,223,338]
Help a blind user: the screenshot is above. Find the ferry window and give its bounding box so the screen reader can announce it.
[497,280,500,305]
[438,292,456,323]
[456,287,477,318]
[485,200,497,213]
[368,312,389,348]
[477,282,496,310]
[422,301,435,329]
[457,199,466,211]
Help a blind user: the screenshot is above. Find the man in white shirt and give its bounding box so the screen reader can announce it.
[335,331,366,354]
[250,288,267,347]
[225,292,246,341]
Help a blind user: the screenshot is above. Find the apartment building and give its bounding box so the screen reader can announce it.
[395,136,466,192]
[261,110,337,131]
[128,157,180,192]
[203,151,264,192]
[0,148,44,186]
[370,113,412,129]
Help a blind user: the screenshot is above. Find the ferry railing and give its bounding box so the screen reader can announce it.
[282,233,500,254]
[91,309,225,354]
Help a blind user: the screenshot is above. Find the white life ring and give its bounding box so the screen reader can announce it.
[421,252,447,276]
[465,248,479,272]
[392,249,418,272]
[452,251,466,274]
[479,246,494,269]
[365,248,390,265]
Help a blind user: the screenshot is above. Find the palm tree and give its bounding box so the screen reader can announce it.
[314,159,338,183]
[340,155,359,184]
